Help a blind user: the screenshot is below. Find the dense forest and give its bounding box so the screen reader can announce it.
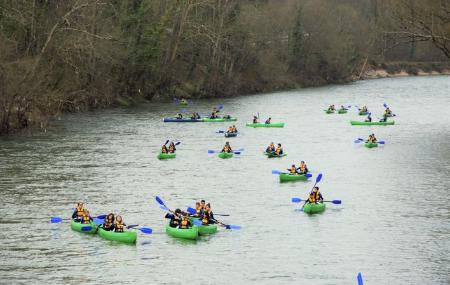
[0,0,449,134]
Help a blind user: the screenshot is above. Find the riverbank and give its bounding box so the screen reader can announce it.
[360,62,450,80]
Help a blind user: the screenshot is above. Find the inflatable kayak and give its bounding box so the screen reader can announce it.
[163,118,201,123]
[165,224,198,240]
[218,152,233,159]
[202,117,237,122]
[97,227,137,244]
[179,101,188,106]
[350,121,395,126]
[264,152,287,158]
[157,153,176,160]
[364,142,378,148]
[190,218,217,235]
[224,132,238,138]
[358,111,368,116]
[338,109,348,114]
[279,173,310,182]
[70,220,97,234]
[246,123,284,128]
[303,202,326,214]
[325,110,335,114]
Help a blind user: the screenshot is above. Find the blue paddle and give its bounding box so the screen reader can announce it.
[208,148,244,154]
[216,130,225,133]
[155,196,171,212]
[357,272,363,285]
[291,198,342,204]
[127,225,153,234]
[51,214,106,224]
[186,207,230,216]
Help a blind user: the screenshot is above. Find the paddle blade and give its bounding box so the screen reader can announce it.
[272,170,281,175]
[354,140,362,143]
[193,220,203,226]
[155,196,165,207]
[357,272,364,285]
[316,173,323,183]
[93,218,104,225]
[164,140,169,145]
[208,150,216,154]
[305,173,313,178]
[217,104,224,109]
[186,207,196,215]
[96,215,106,220]
[175,142,181,145]
[233,151,241,155]
[291,198,302,203]
[225,225,241,230]
[50,217,63,223]
[139,227,153,234]
[383,103,388,108]
[332,200,342,204]
[217,131,225,133]
[378,141,385,144]
[81,226,93,232]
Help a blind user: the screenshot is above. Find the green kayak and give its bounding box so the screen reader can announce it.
[70,220,97,234]
[338,109,348,114]
[165,224,198,240]
[264,152,287,158]
[325,110,335,114]
[179,101,188,106]
[246,122,285,128]
[303,202,326,214]
[218,152,233,159]
[190,218,217,235]
[350,120,395,126]
[157,153,176,160]
[364,142,378,148]
[359,111,368,116]
[201,117,237,122]
[279,173,310,182]
[97,227,137,244]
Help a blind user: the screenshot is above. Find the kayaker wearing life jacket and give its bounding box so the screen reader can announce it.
[176,113,183,119]
[103,213,115,231]
[288,164,297,174]
[231,125,237,133]
[71,202,85,221]
[361,106,368,112]
[297,161,308,174]
[253,115,258,124]
[385,107,392,116]
[200,200,206,210]
[191,112,200,120]
[179,213,192,229]
[114,215,126,232]
[307,187,323,204]
[222,142,232,153]
[226,126,233,133]
[367,134,377,143]
[340,105,347,111]
[192,202,203,217]
[328,105,335,111]
[161,144,169,154]
[169,142,176,153]
[80,209,93,224]
[365,114,372,122]
[201,203,215,225]
[166,209,182,228]
[266,142,275,153]
[275,143,283,155]
[265,117,272,124]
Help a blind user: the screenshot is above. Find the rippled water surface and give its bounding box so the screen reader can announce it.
[1,76,449,285]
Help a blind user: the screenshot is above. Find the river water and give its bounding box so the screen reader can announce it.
[0,76,449,285]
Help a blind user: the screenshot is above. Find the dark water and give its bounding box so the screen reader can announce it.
[0,76,449,284]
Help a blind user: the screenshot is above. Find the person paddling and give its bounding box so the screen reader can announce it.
[265,117,272,124]
[275,143,283,155]
[304,187,324,206]
[367,134,377,143]
[288,164,297,174]
[72,202,86,222]
[179,212,192,229]
[80,209,93,224]
[253,115,259,124]
[328,104,335,111]
[168,142,176,153]
[385,107,392,116]
[114,215,127,232]
[201,203,215,225]
[231,125,238,133]
[221,142,232,153]
[161,143,169,154]
[365,113,372,122]
[166,209,182,228]
[103,213,115,231]
[266,142,275,153]
[226,126,234,134]
[176,113,183,119]
[297,161,308,174]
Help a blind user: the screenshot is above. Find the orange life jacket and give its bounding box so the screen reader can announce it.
[276,147,281,154]
[76,207,84,218]
[180,218,189,229]
[299,164,306,172]
[81,214,90,224]
[290,166,296,174]
[115,221,124,232]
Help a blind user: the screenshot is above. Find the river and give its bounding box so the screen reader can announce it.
[0,76,449,284]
